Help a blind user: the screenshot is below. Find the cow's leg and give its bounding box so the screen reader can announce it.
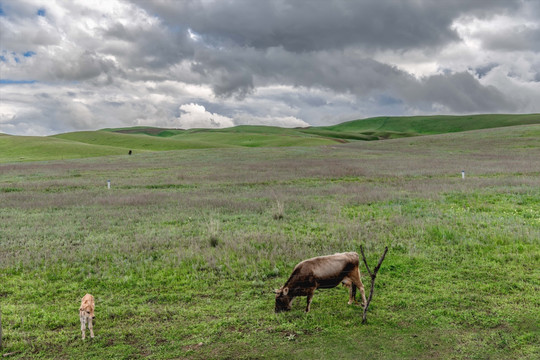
[349,283,358,305]
[342,278,358,305]
[305,290,315,313]
[351,268,367,308]
[80,315,86,340]
[88,317,94,338]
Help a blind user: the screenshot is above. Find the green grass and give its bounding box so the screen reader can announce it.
[1,124,539,358]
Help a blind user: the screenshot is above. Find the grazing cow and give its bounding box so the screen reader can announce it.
[79,294,95,339]
[275,252,367,313]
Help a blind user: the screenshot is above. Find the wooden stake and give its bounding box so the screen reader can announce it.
[360,245,388,324]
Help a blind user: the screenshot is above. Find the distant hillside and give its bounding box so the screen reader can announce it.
[104,125,328,140]
[0,134,129,162]
[307,113,540,139]
[1,113,539,163]
[53,131,235,151]
[54,128,336,150]
[106,113,540,141]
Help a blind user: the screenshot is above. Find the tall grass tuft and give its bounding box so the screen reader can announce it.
[273,199,285,220]
[208,216,220,247]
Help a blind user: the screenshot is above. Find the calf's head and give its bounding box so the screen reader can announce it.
[274,287,292,313]
[80,299,95,320]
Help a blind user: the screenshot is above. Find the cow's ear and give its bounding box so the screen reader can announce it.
[282,287,289,296]
[273,289,280,294]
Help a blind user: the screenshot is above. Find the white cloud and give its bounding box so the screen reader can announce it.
[234,114,309,128]
[176,103,234,129]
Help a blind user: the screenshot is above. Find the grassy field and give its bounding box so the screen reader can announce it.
[0,124,539,359]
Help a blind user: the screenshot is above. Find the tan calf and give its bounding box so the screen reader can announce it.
[79,294,95,339]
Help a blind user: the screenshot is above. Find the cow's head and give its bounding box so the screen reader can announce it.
[274,287,292,313]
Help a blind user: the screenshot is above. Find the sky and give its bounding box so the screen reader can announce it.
[1,0,540,136]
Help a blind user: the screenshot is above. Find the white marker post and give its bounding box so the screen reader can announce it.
[461,170,465,179]
[107,179,111,189]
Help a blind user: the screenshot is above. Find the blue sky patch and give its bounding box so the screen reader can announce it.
[37,8,46,16]
[376,94,403,106]
[23,51,36,57]
[0,55,6,62]
[0,79,37,85]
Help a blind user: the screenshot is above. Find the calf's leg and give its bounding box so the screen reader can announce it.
[88,318,94,338]
[80,315,86,339]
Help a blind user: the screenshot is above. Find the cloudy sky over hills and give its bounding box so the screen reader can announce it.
[1,0,540,135]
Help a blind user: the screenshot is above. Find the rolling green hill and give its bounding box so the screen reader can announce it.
[307,113,540,139]
[106,113,540,141]
[53,131,235,151]
[1,113,539,163]
[53,129,336,151]
[0,134,130,162]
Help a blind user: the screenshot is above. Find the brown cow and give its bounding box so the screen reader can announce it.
[275,252,367,313]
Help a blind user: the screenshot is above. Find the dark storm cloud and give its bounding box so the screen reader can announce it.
[187,44,513,113]
[474,63,499,79]
[188,45,412,99]
[101,21,194,69]
[480,27,540,52]
[411,72,517,113]
[125,0,525,112]
[51,51,118,81]
[190,47,256,98]
[134,0,520,52]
